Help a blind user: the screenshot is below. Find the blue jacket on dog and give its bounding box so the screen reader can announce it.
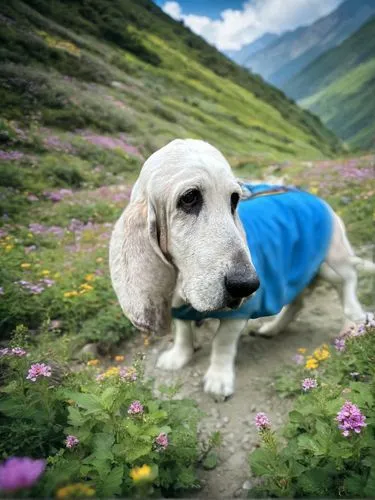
[172,184,333,321]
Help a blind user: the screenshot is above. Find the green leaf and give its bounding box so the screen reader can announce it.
[100,387,118,411]
[66,392,102,413]
[203,450,218,470]
[344,473,365,495]
[249,447,277,477]
[99,465,124,497]
[67,406,84,427]
[124,441,152,462]
[93,432,115,460]
[364,468,375,496]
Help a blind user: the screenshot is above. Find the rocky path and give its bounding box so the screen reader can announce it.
[126,283,346,498]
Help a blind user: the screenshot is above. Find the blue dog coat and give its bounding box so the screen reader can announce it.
[172,184,333,321]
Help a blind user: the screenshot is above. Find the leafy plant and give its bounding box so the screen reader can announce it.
[249,320,375,497]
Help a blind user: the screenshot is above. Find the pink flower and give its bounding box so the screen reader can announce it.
[119,366,137,382]
[302,378,318,391]
[292,354,304,365]
[11,347,27,357]
[155,433,168,451]
[0,457,45,492]
[336,401,367,437]
[26,363,52,382]
[128,400,144,415]
[334,338,346,352]
[65,435,79,448]
[255,412,271,430]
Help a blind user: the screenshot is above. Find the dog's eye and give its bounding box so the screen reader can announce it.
[231,192,240,213]
[178,189,202,214]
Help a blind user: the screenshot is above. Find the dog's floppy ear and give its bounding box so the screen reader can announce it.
[109,198,176,335]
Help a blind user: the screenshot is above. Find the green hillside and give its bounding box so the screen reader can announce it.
[0,0,341,166]
[285,16,375,150]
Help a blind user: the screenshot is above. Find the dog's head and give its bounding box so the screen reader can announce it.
[109,139,259,334]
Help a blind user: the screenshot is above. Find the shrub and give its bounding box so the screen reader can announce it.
[249,319,375,497]
[0,326,203,498]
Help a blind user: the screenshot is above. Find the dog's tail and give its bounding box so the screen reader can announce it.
[350,256,375,274]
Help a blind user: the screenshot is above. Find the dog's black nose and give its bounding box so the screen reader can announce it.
[225,271,260,299]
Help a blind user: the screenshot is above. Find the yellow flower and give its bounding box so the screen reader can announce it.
[41,269,50,275]
[114,355,125,362]
[80,283,94,291]
[54,272,61,279]
[85,274,95,282]
[87,359,100,366]
[56,483,95,498]
[103,366,120,378]
[313,347,330,361]
[5,244,13,251]
[96,257,103,263]
[64,291,78,298]
[310,187,319,195]
[130,464,152,482]
[28,232,34,238]
[21,263,31,269]
[305,357,319,370]
[297,348,307,354]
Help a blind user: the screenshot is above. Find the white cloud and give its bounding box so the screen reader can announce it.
[161,0,343,50]
[162,1,182,20]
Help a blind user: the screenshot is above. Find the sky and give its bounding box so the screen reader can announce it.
[155,0,344,51]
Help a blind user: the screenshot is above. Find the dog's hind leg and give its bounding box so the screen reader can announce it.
[321,212,367,323]
[156,319,194,370]
[254,295,304,337]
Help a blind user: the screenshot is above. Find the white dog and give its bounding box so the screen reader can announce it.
[109,139,374,399]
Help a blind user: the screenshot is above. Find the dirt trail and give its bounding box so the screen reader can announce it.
[126,283,346,498]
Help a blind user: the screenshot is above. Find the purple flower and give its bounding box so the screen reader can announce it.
[0,347,27,357]
[334,338,346,352]
[11,347,27,357]
[65,435,79,449]
[155,433,168,451]
[0,150,24,161]
[0,457,45,491]
[119,366,137,382]
[292,354,304,365]
[255,412,271,430]
[336,401,367,437]
[26,363,52,382]
[302,378,318,391]
[128,400,144,415]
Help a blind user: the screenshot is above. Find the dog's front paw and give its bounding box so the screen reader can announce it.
[156,345,193,371]
[257,321,280,337]
[203,365,234,400]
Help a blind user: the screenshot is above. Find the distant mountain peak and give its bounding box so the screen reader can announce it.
[241,0,375,88]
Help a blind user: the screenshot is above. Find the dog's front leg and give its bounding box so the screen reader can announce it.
[204,319,247,400]
[156,319,194,370]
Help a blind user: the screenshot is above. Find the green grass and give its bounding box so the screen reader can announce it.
[0,0,341,162]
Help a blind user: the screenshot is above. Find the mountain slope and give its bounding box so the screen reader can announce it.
[0,0,341,163]
[293,17,375,150]
[245,0,375,89]
[226,33,279,66]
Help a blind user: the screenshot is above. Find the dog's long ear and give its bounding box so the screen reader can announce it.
[109,198,176,335]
